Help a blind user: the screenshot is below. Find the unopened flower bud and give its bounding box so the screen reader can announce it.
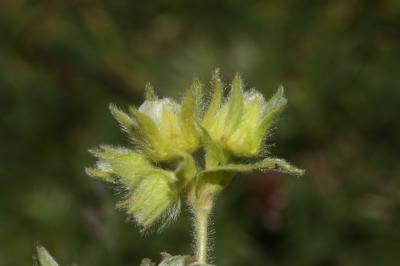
[124,173,180,229]
[86,145,180,229]
[109,84,201,162]
[202,72,286,157]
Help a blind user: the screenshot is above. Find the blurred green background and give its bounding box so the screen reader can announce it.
[1,0,400,265]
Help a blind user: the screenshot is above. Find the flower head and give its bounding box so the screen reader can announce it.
[86,145,180,229]
[86,70,304,232]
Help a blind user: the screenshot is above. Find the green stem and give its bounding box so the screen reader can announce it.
[195,208,210,264]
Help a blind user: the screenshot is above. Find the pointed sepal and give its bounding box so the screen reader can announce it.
[145,83,158,101]
[256,86,287,145]
[224,73,244,137]
[86,145,152,186]
[202,69,223,129]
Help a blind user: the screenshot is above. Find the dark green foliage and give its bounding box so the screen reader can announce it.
[1,0,400,265]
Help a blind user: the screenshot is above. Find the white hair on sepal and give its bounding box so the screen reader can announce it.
[145,82,158,101]
[109,103,136,132]
[128,137,142,152]
[244,88,264,100]
[191,78,207,119]
[156,199,182,233]
[96,160,112,172]
[114,190,153,236]
[117,175,182,235]
[246,87,266,106]
[98,144,132,154]
[139,98,181,127]
[259,125,279,158]
[108,104,145,148]
[135,199,181,236]
[258,100,285,154]
[114,181,131,199]
[205,69,227,107]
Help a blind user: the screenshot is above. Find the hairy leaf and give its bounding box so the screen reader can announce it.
[35,245,59,266]
[200,157,304,176]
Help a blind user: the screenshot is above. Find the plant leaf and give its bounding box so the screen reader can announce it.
[200,157,304,176]
[36,245,59,266]
[140,258,157,266]
[159,255,191,266]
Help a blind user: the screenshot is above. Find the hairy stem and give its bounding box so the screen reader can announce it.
[195,208,210,264]
[191,189,215,265]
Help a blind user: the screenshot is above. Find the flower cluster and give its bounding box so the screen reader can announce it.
[86,70,304,231]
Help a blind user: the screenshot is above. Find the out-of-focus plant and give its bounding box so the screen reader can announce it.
[33,244,59,266]
[84,70,304,265]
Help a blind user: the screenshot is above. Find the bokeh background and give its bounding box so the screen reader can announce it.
[1,0,400,265]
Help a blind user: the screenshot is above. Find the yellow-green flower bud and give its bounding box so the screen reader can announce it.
[227,87,286,156]
[86,145,152,186]
[202,72,287,157]
[123,171,180,230]
[109,85,200,161]
[86,70,304,236]
[86,145,180,229]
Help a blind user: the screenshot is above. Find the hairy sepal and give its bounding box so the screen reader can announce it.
[200,127,227,169]
[202,69,223,129]
[175,151,197,187]
[181,80,202,150]
[224,73,244,137]
[121,170,180,230]
[109,104,137,139]
[145,83,158,101]
[129,106,167,161]
[226,90,265,157]
[256,86,287,147]
[86,145,151,186]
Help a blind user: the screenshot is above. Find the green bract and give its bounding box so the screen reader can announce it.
[86,70,304,232]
